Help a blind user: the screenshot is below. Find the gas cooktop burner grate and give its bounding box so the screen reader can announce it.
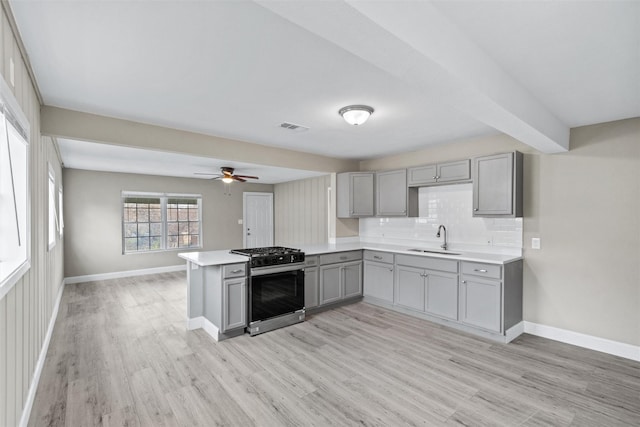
[230,246,302,257]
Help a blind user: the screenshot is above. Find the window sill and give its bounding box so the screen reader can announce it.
[123,246,203,255]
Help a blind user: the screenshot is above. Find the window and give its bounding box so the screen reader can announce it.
[0,80,30,297]
[122,192,202,253]
[58,187,64,237]
[48,164,58,250]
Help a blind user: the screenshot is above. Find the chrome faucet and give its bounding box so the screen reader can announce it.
[436,225,448,251]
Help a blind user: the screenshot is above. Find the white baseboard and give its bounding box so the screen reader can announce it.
[524,321,640,362]
[187,316,220,341]
[505,321,525,343]
[19,279,65,427]
[65,264,186,284]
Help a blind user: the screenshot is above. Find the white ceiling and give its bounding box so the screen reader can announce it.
[9,1,640,178]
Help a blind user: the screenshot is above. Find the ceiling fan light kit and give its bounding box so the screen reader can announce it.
[194,166,259,184]
[339,105,374,126]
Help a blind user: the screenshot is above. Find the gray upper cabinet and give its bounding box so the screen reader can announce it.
[337,172,375,218]
[408,159,471,186]
[473,151,523,217]
[376,169,408,217]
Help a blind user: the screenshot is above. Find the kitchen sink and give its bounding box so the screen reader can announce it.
[407,248,461,256]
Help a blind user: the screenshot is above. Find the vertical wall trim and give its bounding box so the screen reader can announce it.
[18,279,64,427]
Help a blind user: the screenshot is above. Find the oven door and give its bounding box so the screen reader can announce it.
[249,264,305,324]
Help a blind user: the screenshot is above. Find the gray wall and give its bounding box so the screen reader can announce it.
[361,118,640,347]
[63,169,273,277]
[0,7,65,427]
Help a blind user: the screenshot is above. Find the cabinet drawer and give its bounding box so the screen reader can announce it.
[304,256,319,267]
[223,263,247,278]
[396,254,458,273]
[320,250,363,265]
[364,250,394,264]
[461,262,501,280]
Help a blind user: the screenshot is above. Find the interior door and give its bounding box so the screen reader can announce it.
[243,192,274,248]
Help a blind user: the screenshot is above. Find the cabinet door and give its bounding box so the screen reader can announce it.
[437,159,470,183]
[460,276,501,332]
[395,265,425,311]
[473,153,514,216]
[363,261,394,302]
[222,278,246,332]
[407,164,437,186]
[304,267,319,309]
[425,271,458,321]
[376,169,407,216]
[343,261,363,299]
[351,173,375,216]
[319,264,342,305]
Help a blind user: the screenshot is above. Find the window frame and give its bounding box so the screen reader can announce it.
[48,163,58,251]
[0,74,31,298]
[121,191,203,254]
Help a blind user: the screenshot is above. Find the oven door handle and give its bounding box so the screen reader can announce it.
[251,263,305,276]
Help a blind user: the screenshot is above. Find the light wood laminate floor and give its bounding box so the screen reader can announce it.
[29,272,640,426]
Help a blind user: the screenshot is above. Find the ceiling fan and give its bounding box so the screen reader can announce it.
[195,166,259,183]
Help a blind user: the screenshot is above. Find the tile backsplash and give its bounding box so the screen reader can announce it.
[359,183,522,254]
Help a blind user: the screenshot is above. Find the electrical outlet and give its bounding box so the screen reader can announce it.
[238,219,243,225]
[531,238,541,249]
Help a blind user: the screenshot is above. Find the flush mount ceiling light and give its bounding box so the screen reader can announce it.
[339,105,374,126]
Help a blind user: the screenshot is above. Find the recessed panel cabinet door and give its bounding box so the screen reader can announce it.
[473,152,523,217]
[223,278,246,332]
[460,276,501,332]
[343,261,363,299]
[425,271,458,321]
[395,265,425,312]
[304,267,319,309]
[351,173,375,216]
[376,169,407,216]
[320,264,342,305]
[364,261,394,302]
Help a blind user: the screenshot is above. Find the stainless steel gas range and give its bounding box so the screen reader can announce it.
[229,246,305,336]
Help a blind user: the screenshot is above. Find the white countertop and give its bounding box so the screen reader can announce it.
[179,242,521,267]
[299,242,522,265]
[178,250,249,267]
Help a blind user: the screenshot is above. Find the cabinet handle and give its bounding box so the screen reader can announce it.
[373,256,382,260]
[231,269,242,273]
[432,176,437,179]
[461,280,467,284]
[474,269,488,273]
[474,208,479,211]
[389,268,393,272]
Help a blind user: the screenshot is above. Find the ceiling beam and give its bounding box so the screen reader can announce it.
[40,106,359,173]
[257,0,569,153]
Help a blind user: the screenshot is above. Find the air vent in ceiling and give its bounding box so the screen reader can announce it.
[279,122,309,132]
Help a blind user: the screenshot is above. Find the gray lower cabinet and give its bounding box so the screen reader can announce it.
[363,260,394,302]
[222,277,247,332]
[376,169,408,216]
[473,151,523,217]
[319,251,363,305]
[337,172,375,218]
[395,262,458,321]
[460,275,501,332]
[395,265,425,311]
[304,255,319,309]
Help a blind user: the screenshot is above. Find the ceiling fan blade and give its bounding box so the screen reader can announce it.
[233,176,247,182]
[233,175,259,180]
